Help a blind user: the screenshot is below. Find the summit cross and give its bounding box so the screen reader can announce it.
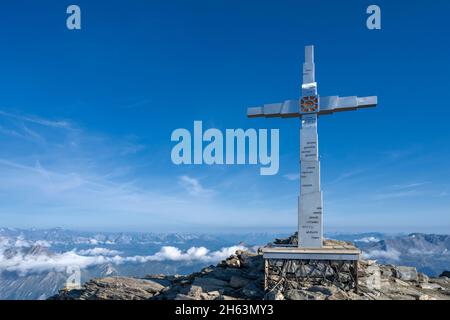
[247,45,378,248]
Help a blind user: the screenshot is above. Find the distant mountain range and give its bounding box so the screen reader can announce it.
[0,228,449,300]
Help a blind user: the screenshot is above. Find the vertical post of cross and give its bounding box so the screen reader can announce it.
[298,45,323,248]
[303,45,315,84]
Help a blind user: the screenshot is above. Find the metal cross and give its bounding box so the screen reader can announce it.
[247,45,377,248]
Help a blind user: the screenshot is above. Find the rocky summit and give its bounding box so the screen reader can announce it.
[50,237,450,301]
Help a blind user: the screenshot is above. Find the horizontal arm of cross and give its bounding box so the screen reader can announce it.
[248,100,300,118]
[247,96,377,118]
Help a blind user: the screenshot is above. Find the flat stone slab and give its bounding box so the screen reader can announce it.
[263,245,361,261]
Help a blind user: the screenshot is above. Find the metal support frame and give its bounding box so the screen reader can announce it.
[264,258,359,295]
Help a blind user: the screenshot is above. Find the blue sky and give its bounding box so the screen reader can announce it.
[0,0,449,233]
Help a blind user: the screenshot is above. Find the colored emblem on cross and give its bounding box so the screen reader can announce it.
[301,96,319,113]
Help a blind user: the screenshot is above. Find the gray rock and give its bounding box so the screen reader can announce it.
[326,289,351,300]
[242,282,263,299]
[224,256,241,268]
[418,283,442,290]
[380,266,394,278]
[199,291,220,300]
[273,233,298,246]
[418,273,429,283]
[192,277,228,292]
[265,290,285,300]
[209,267,243,282]
[207,290,220,297]
[220,295,239,300]
[51,277,167,300]
[284,289,326,300]
[415,294,433,300]
[144,275,173,287]
[229,276,251,289]
[284,289,307,300]
[394,266,418,281]
[307,286,334,296]
[187,285,203,298]
[237,252,263,270]
[174,294,197,300]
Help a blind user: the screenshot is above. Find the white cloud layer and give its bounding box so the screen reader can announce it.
[77,247,122,256]
[0,239,245,276]
[354,237,380,243]
[362,248,401,261]
[0,236,52,249]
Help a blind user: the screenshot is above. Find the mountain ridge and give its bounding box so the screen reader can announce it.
[50,237,450,301]
[2,229,450,300]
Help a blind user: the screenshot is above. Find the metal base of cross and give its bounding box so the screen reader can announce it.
[262,244,361,297]
[264,258,359,297]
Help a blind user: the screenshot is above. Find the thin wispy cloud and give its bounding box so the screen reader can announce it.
[381,147,421,161]
[0,152,281,231]
[373,190,423,201]
[283,173,299,181]
[19,123,45,142]
[34,160,51,181]
[0,110,71,129]
[119,141,146,155]
[373,182,436,200]
[1,109,445,233]
[0,110,285,231]
[285,169,365,183]
[391,182,428,190]
[0,125,24,139]
[178,175,213,196]
[327,168,366,185]
[0,110,73,145]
